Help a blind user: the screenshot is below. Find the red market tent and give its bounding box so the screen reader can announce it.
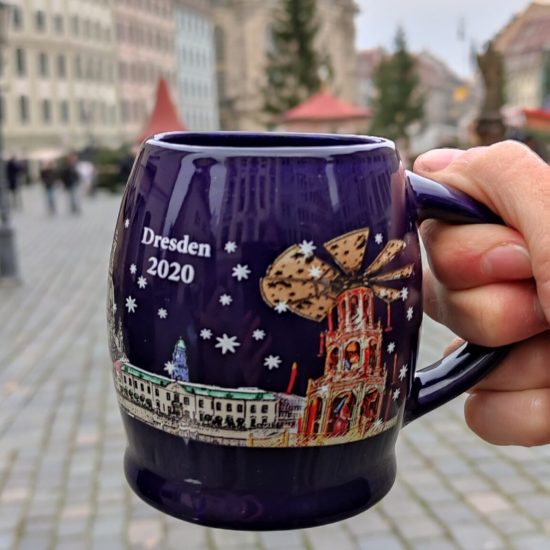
[284,91,370,122]
[137,78,187,143]
[282,91,370,134]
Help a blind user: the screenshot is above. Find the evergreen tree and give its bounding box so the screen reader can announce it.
[262,0,329,123]
[370,28,423,142]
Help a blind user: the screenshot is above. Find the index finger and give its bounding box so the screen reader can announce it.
[415,141,550,324]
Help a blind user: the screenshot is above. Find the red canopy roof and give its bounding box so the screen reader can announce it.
[137,78,187,143]
[283,91,370,122]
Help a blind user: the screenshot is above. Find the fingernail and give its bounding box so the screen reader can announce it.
[481,244,532,279]
[415,149,465,173]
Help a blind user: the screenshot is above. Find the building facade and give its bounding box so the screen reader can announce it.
[494,2,550,109]
[211,0,359,131]
[113,0,178,144]
[174,0,219,131]
[3,0,119,155]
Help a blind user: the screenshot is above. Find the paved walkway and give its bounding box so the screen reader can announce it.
[1,186,550,550]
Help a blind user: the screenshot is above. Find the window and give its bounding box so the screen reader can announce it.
[41,99,51,123]
[251,405,256,413]
[35,10,46,31]
[214,26,225,62]
[78,99,87,123]
[237,404,243,413]
[198,399,204,408]
[166,392,171,401]
[38,53,49,77]
[57,55,66,78]
[75,55,82,79]
[155,388,159,397]
[12,6,23,30]
[19,95,30,122]
[140,383,144,391]
[183,397,190,405]
[261,405,268,414]
[147,386,151,394]
[54,14,64,34]
[72,15,80,36]
[15,48,26,77]
[226,403,232,412]
[216,402,221,411]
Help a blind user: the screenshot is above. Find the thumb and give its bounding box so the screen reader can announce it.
[414,141,550,325]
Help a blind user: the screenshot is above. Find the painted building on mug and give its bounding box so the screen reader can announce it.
[300,287,387,441]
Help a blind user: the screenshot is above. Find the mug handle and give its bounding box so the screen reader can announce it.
[403,172,512,425]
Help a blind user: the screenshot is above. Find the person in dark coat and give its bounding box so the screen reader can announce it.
[6,156,23,210]
[59,153,81,215]
[39,160,59,215]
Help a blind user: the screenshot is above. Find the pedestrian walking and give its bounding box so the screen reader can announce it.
[6,156,23,210]
[59,152,81,215]
[39,160,59,215]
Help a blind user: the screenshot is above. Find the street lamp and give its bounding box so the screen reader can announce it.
[0,0,20,286]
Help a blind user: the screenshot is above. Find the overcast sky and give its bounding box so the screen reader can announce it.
[355,0,533,77]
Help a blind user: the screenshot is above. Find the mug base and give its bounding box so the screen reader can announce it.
[122,413,398,530]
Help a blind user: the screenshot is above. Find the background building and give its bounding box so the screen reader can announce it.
[494,1,550,109]
[3,0,119,156]
[212,0,359,131]
[113,0,177,144]
[175,0,219,131]
[357,48,479,153]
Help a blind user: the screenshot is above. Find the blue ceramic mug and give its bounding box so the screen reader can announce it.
[108,132,508,530]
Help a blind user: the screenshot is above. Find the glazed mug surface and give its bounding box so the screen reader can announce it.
[108,132,508,530]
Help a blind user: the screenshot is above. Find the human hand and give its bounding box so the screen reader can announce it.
[414,141,550,446]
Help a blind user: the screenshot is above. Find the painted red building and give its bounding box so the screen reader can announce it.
[301,286,387,442]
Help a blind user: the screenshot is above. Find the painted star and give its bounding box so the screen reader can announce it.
[298,240,316,258]
[399,364,409,381]
[309,266,322,279]
[215,333,241,355]
[219,294,233,306]
[406,307,414,321]
[401,287,409,301]
[224,241,237,254]
[157,308,167,319]
[387,342,396,354]
[264,355,282,370]
[124,218,130,228]
[125,296,137,313]
[375,233,384,245]
[252,329,266,341]
[232,264,251,281]
[164,361,175,377]
[393,388,401,401]
[200,328,213,340]
[129,264,137,275]
[274,301,289,314]
[137,276,147,289]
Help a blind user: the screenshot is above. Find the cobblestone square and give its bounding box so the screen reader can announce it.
[1,187,549,549]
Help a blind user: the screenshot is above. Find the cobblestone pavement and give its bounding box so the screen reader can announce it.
[1,186,550,550]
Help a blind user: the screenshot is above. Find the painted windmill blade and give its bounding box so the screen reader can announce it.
[323,228,370,274]
[260,245,340,322]
[364,240,408,276]
[368,265,414,283]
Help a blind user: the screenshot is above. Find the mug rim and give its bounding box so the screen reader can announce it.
[146,131,396,156]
